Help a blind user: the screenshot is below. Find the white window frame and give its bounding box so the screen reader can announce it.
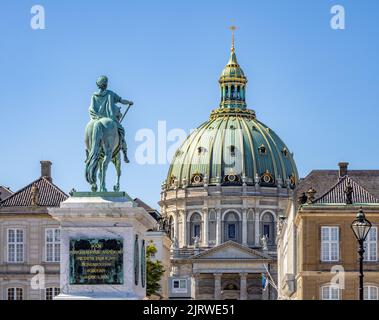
[45,287,60,300]
[7,228,24,263]
[172,279,188,294]
[321,285,340,300]
[321,226,339,262]
[45,228,60,262]
[364,285,379,300]
[364,227,377,262]
[7,287,23,300]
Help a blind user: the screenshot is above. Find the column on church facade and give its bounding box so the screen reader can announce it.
[242,209,247,246]
[214,273,222,300]
[202,208,209,247]
[216,209,222,245]
[255,210,260,246]
[181,210,187,247]
[192,273,200,299]
[239,273,248,300]
[174,211,179,240]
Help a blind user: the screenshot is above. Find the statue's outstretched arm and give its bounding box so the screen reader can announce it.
[120,99,133,106]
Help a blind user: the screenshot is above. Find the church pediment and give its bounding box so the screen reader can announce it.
[192,241,272,261]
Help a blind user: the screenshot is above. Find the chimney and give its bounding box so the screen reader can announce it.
[338,162,349,178]
[40,160,52,182]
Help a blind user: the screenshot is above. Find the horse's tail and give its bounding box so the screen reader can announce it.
[85,121,102,185]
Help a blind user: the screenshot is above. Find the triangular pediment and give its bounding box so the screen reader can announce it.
[192,241,272,261]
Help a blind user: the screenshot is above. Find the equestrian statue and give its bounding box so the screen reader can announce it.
[85,76,133,192]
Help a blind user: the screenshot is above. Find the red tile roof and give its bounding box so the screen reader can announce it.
[0,177,68,207]
[314,176,379,204]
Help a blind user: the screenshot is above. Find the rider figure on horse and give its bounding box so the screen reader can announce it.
[89,75,133,163]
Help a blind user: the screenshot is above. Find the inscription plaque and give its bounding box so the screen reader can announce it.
[69,238,123,285]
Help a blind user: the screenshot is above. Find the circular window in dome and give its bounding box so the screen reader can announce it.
[261,171,274,184]
[191,173,204,184]
[223,174,240,184]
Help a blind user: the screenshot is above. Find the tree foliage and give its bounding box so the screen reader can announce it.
[146,241,165,296]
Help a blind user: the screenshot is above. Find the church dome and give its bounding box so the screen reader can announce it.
[166,38,298,190]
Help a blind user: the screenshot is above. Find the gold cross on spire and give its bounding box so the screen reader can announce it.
[230,25,236,52]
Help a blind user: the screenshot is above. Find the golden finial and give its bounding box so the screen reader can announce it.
[230,25,236,52]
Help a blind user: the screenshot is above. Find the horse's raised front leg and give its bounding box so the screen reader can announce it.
[113,152,121,192]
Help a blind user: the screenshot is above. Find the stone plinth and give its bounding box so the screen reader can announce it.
[48,192,157,300]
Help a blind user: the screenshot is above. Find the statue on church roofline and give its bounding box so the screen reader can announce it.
[85,76,134,192]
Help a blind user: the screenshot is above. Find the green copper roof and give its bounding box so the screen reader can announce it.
[166,43,298,189]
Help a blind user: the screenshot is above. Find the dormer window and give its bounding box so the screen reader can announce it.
[258,145,267,155]
[282,148,289,157]
[197,147,206,155]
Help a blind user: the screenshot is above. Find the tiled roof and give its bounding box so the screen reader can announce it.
[296,170,379,201]
[134,197,161,221]
[314,176,379,204]
[0,186,13,201]
[0,177,68,207]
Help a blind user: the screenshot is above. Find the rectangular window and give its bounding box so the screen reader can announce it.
[45,228,60,262]
[321,227,339,262]
[7,288,23,300]
[263,224,270,238]
[228,224,236,239]
[7,229,24,263]
[194,225,201,238]
[172,279,187,293]
[45,287,60,300]
[364,227,377,262]
[321,285,340,300]
[364,286,379,300]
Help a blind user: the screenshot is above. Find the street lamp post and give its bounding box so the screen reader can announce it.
[351,207,372,300]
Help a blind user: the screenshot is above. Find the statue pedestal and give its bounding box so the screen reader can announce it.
[48,192,157,300]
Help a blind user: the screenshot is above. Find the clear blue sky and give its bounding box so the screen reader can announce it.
[1,0,378,209]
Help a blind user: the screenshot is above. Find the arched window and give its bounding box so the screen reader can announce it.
[231,85,235,98]
[260,212,275,245]
[190,213,202,245]
[224,211,241,243]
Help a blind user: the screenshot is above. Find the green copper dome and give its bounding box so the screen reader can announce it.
[166,42,298,189]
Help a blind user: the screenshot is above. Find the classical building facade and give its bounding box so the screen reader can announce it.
[278,163,379,300]
[160,38,298,300]
[0,161,68,300]
[0,161,166,300]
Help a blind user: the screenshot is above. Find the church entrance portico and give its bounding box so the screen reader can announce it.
[189,241,274,300]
